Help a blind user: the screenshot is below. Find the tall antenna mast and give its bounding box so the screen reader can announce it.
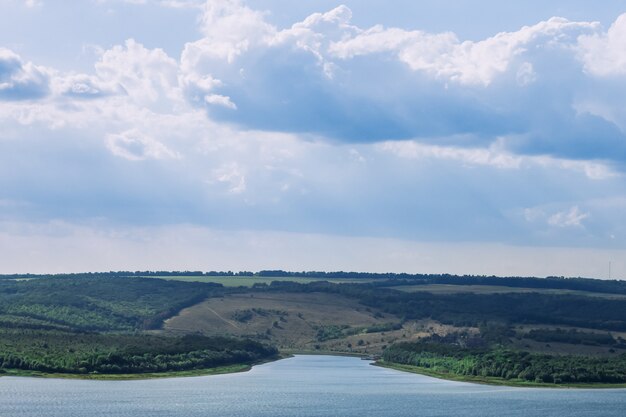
[609,261,611,280]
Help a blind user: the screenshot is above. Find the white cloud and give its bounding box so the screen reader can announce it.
[379,140,522,169]
[330,17,598,86]
[210,162,247,193]
[105,129,180,161]
[95,39,180,108]
[579,13,626,77]
[378,139,618,180]
[179,4,356,93]
[196,0,274,63]
[0,48,49,100]
[204,93,237,109]
[53,73,121,99]
[548,206,590,228]
[550,159,617,181]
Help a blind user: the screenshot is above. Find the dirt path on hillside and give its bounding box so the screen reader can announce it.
[205,306,241,330]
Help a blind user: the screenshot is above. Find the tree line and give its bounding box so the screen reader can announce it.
[2,270,626,296]
[384,341,626,384]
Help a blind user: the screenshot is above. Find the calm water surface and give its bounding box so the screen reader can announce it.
[1,355,625,417]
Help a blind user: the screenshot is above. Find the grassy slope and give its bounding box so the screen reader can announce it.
[163,292,404,353]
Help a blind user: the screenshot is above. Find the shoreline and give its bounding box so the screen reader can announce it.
[0,364,253,381]
[0,351,361,381]
[3,353,626,389]
[374,360,626,389]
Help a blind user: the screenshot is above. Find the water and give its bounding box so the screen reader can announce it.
[1,355,625,417]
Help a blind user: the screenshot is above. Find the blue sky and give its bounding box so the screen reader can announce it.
[1,0,626,277]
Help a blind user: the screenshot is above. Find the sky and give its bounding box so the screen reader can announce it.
[1,0,626,278]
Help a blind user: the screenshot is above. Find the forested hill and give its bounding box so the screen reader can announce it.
[0,277,278,376]
[0,277,223,331]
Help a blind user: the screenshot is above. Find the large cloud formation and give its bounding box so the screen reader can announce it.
[172,1,626,166]
[0,0,626,276]
[4,1,626,160]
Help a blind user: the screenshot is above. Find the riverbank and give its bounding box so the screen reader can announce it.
[374,360,626,389]
[0,363,253,380]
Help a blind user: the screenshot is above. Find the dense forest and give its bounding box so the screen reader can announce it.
[383,341,626,384]
[524,329,623,347]
[0,330,276,374]
[0,277,223,331]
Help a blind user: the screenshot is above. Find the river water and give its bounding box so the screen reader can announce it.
[1,355,625,417]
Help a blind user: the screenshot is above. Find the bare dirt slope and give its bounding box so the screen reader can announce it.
[163,292,434,354]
